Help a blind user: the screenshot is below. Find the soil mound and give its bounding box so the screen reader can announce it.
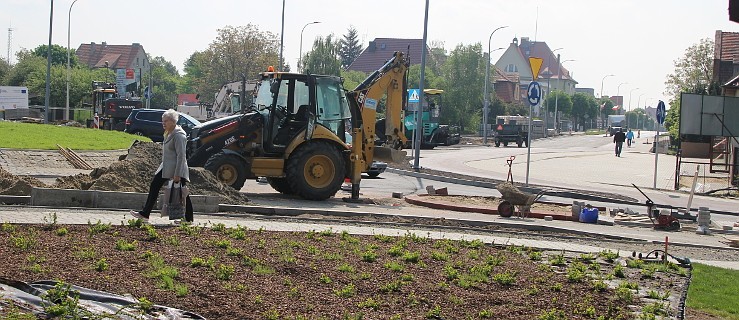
[0,167,48,196]
[1,141,249,205]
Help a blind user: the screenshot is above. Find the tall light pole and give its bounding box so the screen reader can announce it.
[483,25,508,145]
[278,0,285,71]
[616,82,627,112]
[599,74,614,128]
[66,0,79,121]
[44,0,54,124]
[554,58,574,133]
[298,21,320,72]
[636,93,646,112]
[628,88,639,112]
[543,48,562,132]
[413,0,430,170]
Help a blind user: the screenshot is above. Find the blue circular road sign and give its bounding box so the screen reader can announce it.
[527,81,541,106]
[656,100,666,125]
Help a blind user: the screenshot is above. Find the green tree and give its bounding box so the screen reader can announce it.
[543,90,573,118]
[571,92,597,129]
[182,24,279,104]
[303,34,341,76]
[31,44,77,66]
[146,56,181,108]
[340,69,368,91]
[438,43,485,133]
[338,26,363,69]
[663,37,716,141]
[0,58,10,84]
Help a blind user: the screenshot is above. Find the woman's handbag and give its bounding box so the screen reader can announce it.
[161,180,188,220]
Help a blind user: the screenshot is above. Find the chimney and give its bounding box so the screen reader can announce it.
[368,41,376,52]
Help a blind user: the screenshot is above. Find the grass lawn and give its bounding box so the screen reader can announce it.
[687,263,739,319]
[0,121,149,150]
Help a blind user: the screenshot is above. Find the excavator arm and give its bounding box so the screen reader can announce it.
[345,51,409,199]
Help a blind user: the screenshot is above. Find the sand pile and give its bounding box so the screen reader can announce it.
[0,166,48,196]
[1,141,249,205]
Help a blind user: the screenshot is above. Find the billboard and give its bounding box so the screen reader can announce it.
[0,86,29,110]
[115,68,142,96]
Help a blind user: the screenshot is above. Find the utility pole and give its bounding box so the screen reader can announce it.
[44,0,54,124]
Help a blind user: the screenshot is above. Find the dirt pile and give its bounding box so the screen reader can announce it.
[1,141,249,205]
[0,166,48,196]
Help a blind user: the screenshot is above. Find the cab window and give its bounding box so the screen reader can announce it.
[315,77,350,135]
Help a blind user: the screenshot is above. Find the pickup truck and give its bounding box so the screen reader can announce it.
[493,124,528,147]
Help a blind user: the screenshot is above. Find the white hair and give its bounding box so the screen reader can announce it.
[162,109,179,123]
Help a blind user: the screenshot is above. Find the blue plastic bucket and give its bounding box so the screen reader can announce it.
[579,207,599,223]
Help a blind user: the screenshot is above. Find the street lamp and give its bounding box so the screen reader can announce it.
[298,21,321,72]
[628,88,639,112]
[599,74,614,128]
[483,25,508,145]
[544,48,562,133]
[66,0,79,121]
[616,82,627,111]
[554,58,574,133]
[278,0,285,71]
[636,93,646,112]
[44,0,54,124]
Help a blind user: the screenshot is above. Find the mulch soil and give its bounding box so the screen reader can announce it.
[0,223,691,319]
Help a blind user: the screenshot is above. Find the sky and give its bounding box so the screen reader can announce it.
[2,0,737,109]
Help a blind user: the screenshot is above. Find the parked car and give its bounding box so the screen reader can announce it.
[124,109,201,142]
[367,161,387,178]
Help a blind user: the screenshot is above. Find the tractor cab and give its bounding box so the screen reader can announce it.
[404,88,444,149]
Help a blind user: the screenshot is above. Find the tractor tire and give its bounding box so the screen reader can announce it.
[204,152,248,190]
[494,141,501,147]
[669,220,681,231]
[286,141,345,200]
[517,137,523,148]
[503,142,509,147]
[267,177,294,194]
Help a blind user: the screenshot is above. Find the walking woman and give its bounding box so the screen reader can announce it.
[131,109,193,223]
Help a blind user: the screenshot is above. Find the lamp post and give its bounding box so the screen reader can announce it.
[628,88,639,112]
[616,82,627,112]
[278,0,285,71]
[298,21,321,72]
[66,0,79,121]
[599,74,614,128]
[634,93,647,127]
[543,48,562,133]
[483,25,508,145]
[554,58,574,133]
[44,0,54,124]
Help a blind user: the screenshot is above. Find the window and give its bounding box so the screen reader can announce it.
[505,64,519,73]
[315,77,350,136]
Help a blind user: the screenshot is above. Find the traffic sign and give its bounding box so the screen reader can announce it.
[529,57,543,81]
[656,100,666,124]
[527,81,541,106]
[408,89,420,103]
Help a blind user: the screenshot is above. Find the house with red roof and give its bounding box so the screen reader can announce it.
[347,38,432,73]
[76,42,149,96]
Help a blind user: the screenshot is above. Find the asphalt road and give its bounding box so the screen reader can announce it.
[379,132,738,227]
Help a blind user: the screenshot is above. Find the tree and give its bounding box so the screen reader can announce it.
[182,25,280,104]
[338,26,363,70]
[543,90,573,118]
[663,37,716,141]
[303,34,341,76]
[0,58,10,84]
[340,69,368,91]
[437,43,485,132]
[31,44,76,66]
[571,92,597,130]
[146,56,181,108]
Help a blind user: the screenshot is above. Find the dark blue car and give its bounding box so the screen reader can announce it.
[124,109,201,142]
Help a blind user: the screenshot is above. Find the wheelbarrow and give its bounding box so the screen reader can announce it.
[496,182,546,218]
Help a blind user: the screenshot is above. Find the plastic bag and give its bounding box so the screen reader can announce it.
[162,180,188,220]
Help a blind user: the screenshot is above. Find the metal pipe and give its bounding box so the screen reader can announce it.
[66,0,79,121]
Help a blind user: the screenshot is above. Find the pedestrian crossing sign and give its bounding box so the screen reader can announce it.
[408,89,420,103]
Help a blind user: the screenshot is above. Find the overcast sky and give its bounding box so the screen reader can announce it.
[2,0,736,109]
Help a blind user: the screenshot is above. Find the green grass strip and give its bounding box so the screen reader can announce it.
[0,121,149,150]
[687,263,739,319]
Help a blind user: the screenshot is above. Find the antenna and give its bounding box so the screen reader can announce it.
[7,27,13,64]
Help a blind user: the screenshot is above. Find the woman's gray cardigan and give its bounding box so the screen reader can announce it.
[157,126,190,182]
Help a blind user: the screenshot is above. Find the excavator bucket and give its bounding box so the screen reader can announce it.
[373,146,407,163]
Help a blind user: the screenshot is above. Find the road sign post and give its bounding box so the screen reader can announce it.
[525,81,541,186]
[654,100,666,188]
[408,89,421,156]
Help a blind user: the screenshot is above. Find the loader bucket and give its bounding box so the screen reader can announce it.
[374,146,407,163]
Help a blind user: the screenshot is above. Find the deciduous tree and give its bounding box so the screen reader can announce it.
[303,34,341,76]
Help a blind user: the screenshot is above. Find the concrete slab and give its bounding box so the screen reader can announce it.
[29,188,220,213]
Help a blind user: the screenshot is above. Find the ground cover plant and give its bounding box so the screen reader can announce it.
[0,220,693,319]
[0,121,149,150]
